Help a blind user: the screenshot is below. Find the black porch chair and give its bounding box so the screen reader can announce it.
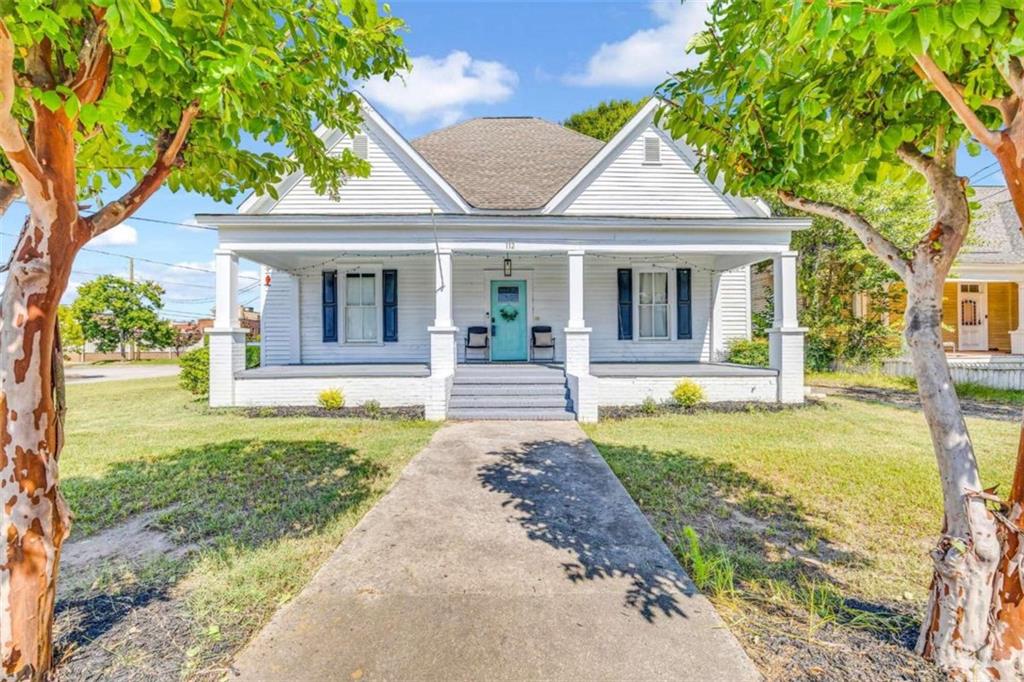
[531,325,556,362]
[465,326,489,362]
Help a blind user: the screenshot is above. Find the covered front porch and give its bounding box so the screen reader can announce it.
[201,214,806,420]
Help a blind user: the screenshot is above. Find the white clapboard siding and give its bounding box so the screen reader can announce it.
[452,256,570,362]
[297,257,434,363]
[261,271,300,365]
[585,256,713,363]
[270,126,443,214]
[717,266,752,357]
[563,126,738,217]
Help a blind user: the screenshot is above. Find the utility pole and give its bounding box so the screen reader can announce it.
[129,256,136,361]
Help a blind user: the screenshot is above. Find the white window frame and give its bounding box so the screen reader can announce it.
[634,269,673,341]
[342,267,383,345]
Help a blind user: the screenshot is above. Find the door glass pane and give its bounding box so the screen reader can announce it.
[497,286,519,303]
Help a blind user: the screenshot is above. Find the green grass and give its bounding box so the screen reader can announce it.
[583,399,1019,639]
[809,370,1024,406]
[59,376,438,679]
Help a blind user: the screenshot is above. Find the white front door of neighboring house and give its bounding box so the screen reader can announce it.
[958,282,989,352]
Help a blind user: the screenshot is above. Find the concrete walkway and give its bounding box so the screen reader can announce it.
[231,422,758,681]
[64,363,180,384]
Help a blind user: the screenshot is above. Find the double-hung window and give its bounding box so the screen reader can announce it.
[637,271,669,340]
[345,273,378,343]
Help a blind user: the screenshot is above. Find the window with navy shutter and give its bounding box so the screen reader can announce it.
[322,270,337,342]
[617,268,633,340]
[676,268,692,340]
[382,269,398,342]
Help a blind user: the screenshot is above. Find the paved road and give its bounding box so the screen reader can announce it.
[64,363,180,384]
[231,421,758,682]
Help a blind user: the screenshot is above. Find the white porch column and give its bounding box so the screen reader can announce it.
[427,248,457,420]
[1012,282,1024,355]
[208,248,246,407]
[768,250,806,403]
[564,250,597,422]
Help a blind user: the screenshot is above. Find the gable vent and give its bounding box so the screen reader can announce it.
[352,134,369,160]
[644,136,661,164]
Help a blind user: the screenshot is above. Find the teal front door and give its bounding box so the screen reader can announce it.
[490,280,528,361]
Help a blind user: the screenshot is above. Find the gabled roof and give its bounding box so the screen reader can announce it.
[411,118,604,210]
[542,98,770,218]
[962,186,1024,265]
[238,95,470,215]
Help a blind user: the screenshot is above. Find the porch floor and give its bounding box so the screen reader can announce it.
[590,362,777,378]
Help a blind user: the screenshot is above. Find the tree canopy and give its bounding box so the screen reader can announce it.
[1,0,409,214]
[71,275,173,355]
[562,98,645,142]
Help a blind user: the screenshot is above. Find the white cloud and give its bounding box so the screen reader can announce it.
[363,51,518,125]
[567,1,710,87]
[89,222,138,247]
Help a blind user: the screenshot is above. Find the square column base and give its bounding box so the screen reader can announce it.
[207,328,247,407]
[768,327,806,404]
[427,326,459,420]
[563,327,597,422]
[1011,329,1024,356]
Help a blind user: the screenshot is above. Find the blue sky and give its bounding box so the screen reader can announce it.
[0,0,1007,320]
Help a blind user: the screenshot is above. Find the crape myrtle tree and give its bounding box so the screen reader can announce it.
[659,1,1024,678]
[0,1,408,679]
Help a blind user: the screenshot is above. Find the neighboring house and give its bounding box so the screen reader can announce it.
[196,97,809,421]
[195,306,261,339]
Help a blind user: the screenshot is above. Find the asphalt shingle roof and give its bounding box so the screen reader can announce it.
[962,186,1024,265]
[411,117,605,210]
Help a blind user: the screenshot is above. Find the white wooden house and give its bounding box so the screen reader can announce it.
[196,98,809,421]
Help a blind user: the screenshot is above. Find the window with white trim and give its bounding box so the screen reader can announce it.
[345,272,378,342]
[637,271,669,339]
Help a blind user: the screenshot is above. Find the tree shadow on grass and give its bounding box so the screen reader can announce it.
[591,441,938,679]
[477,438,695,623]
[54,439,386,680]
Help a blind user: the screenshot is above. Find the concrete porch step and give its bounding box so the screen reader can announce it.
[446,407,576,421]
[449,395,570,409]
[450,383,567,397]
[453,373,566,385]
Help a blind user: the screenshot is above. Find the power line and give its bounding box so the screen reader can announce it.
[10,198,217,231]
[0,229,257,280]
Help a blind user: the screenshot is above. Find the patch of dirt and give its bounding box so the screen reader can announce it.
[52,510,206,682]
[815,384,1021,422]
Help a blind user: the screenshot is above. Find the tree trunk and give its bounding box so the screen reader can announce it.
[909,266,1003,672]
[0,175,81,679]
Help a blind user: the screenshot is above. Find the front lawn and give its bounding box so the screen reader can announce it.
[56,376,438,680]
[584,398,1019,680]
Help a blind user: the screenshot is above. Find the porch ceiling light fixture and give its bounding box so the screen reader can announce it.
[503,256,512,277]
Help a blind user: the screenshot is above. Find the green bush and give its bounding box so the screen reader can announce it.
[363,399,382,418]
[179,346,209,396]
[318,388,345,410]
[178,343,260,397]
[725,338,770,367]
[640,396,659,415]
[672,379,705,408]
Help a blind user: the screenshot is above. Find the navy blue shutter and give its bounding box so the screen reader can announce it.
[383,269,398,342]
[617,268,633,340]
[322,271,337,342]
[676,268,692,340]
